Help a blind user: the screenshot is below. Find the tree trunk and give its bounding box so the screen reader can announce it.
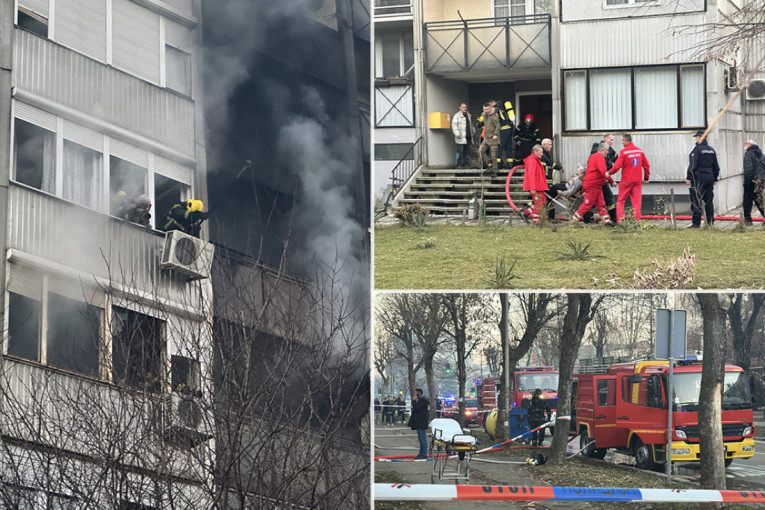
[495,293,509,442]
[697,293,728,490]
[424,354,437,422]
[549,294,595,464]
[728,294,764,373]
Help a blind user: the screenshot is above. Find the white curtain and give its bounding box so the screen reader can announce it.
[41,132,56,194]
[590,68,632,130]
[564,70,587,130]
[681,65,704,128]
[635,67,678,129]
[63,141,101,209]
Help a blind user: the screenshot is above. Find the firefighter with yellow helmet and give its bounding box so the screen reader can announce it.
[163,199,209,238]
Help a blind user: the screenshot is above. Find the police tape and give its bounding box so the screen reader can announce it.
[374,484,765,503]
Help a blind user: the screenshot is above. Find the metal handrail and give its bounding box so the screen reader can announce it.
[425,14,551,30]
[380,137,423,214]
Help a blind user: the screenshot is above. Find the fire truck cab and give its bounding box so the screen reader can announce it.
[574,359,755,470]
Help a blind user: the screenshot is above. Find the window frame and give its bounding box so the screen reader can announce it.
[164,44,192,97]
[561,63,706,133]
[374,30,414,79]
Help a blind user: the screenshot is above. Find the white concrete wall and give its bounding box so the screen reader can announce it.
[561,0,704,22]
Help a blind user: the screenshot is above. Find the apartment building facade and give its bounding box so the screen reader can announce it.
[1,0,215,506]
[375,0,765,214]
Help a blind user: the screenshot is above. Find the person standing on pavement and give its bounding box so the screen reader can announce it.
[528,389,552,447]
[452,102,475,168]
[572,143,615,225]
[607,134,650,223]
[396,392,406,424]
[523,144,549,226]
[408,388,430,459]
[686,130,720,228]
[590,134,618,223]
[743,138,765,225]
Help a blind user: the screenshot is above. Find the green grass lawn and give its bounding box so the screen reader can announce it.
[374,223,765,290]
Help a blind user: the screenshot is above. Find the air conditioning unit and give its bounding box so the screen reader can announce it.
[746,79,765,101]
[159,392,211,447]
[724,66,739,92]
[160,230,214,280]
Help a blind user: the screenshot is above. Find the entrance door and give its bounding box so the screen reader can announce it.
[592,375,619,447]
[517,93,553,142]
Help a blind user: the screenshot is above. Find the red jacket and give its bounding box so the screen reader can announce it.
[584,152,613,190]
[523,154,548,191]
[610,142,650,182]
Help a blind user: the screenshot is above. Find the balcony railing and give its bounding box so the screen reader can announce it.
[374,0,413,18]
[424,14,551,74]
[375,78,415,127]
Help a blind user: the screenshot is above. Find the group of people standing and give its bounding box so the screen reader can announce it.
[451,99,541,175]
[375,394,407,426]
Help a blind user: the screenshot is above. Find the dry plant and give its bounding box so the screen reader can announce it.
[631,246,695,290]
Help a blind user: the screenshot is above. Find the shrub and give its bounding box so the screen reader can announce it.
[394,203,429,230]
[632,246,695,289]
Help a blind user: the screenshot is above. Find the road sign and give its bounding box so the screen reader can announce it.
[655,309,687,360]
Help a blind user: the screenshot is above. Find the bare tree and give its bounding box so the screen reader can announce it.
[696,293,730,490]
[374,329,398,396]
[494,293,556,442]
[548,293,602,465]
[376,294,421,399]
[727,293,765,372]
[441,294,493,428]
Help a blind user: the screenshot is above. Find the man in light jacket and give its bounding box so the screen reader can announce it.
[452,102,475,168]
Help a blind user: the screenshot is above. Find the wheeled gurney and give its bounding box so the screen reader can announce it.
[428,418,477,484]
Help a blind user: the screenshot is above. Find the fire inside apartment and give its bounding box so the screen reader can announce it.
[374,0,765,217]
[1,0,369,507]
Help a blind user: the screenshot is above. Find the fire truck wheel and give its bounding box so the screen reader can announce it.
[580,430,594,457]
[633,439,656,470]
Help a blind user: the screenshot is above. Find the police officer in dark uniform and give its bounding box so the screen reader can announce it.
[528,388,551,447]
[686,130,720,228]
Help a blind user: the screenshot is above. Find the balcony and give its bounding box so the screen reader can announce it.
[424,14,551,77]
[374,0,413,19]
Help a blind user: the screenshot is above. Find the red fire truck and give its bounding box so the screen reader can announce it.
[574,358,755,470]
[477,367,559,427]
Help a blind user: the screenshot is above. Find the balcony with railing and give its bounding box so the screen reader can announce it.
[424,14,551,76]
[374,0,413,19]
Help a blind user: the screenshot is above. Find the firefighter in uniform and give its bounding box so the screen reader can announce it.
[478,102,501,176]
[528,389,551,447]
[493,99,517,169]
[514,114,541,167]
[686,130,720,228]
[163,199,209,238]
[523,144,548,226]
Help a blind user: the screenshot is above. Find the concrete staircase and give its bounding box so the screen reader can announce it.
[396,165,530,217]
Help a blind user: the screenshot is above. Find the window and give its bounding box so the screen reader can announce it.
[46,293,100,376]
[496,0,548,20]
[375,31,413,78]
[596,379,615,406]
[13,119,55,193]
[63,141,102,209]
[112,307,165,393]
[563,64,705,131]
[17,8,48,37]
[606,0,654,5]
[110,157,147,216]
[165,45,192,96]
[171,355,200,395]
[154,174,188,232]
[7,291,100,377]
[374,143,414,161]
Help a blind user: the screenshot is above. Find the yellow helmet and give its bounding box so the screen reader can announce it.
[186,199,204,212]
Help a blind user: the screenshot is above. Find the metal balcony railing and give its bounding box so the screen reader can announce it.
[424,14,551,74]
[375,78,415,127]
[374,0,413,17]
[378,137,423,215]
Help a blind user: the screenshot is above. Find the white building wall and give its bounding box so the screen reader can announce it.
[561,0,704,22]
[424,75,469,166]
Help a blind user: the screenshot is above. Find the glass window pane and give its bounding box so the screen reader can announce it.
[112,306,165,393]
[564,70,587,130]
[166,45,191,96]
[681,65,705,128]
[510,0,525,17]
[8,292,41,361]
[589,68,632,130]
[14,119,56,193]
[110,157,147,215]
[63,140,102,209]
[381,32,400,78]
[606,0,629,4]
[635,66,678,129]
[47,293,100,376]
[535,0,551,14]
[494,0,509,17]
[403,31,414,76]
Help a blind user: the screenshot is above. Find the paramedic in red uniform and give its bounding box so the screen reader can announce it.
[607,134,650,223]
[572,143,614,225]
[522,144,548,225]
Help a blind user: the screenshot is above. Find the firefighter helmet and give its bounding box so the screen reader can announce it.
[525,114,534,123]
[186,199,204,212]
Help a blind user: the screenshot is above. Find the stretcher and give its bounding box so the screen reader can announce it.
[428,418,477,484]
